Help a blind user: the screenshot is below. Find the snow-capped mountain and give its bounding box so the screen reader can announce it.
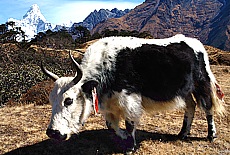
[8,4,53,40]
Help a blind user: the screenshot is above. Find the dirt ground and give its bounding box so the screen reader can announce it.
[0,65,229,155]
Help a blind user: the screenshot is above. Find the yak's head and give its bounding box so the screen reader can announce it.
[41,52,98,141]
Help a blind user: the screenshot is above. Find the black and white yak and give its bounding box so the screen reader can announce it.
[41,34,225,152]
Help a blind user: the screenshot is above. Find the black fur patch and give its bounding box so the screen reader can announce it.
[112,42,198,101]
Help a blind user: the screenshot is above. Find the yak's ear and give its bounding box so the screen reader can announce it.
[81,80,99,94]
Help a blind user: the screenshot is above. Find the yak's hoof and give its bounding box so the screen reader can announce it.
[112,134,136,153]
[124,135,136,152]
[178,132,188,140]
[207,134,217,142]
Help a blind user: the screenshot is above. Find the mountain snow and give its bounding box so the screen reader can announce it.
[8,4,53,41]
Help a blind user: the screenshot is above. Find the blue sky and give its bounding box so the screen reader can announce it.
[0,0,144,25]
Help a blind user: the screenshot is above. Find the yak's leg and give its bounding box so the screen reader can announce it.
[121,92,142,151]
[178,94,196,139]
[198,96,217,141]
[105,112,119,133]
[124,120,136,151]
[195,87,217,141]
[105,92,142,152]
[105,112,136,152]
[197,81,217,142]
[205,109,217,141]
[105,112,128,139]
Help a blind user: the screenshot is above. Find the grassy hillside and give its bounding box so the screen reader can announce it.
[0,43,83,106]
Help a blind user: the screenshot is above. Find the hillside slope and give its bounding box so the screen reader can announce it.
[92,0,230,51]
[207,0,230,50]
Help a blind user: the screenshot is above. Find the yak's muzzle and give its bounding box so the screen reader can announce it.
[46,128,67,141]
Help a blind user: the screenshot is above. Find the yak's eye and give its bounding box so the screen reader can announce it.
[64,98,73,106]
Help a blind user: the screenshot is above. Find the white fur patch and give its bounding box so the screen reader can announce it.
[141,96,186,113]
[100,91,143,122]
[100,90,186,121]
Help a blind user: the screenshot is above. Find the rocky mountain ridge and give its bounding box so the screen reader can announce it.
[92,0,230,51]
[70,8,130,31]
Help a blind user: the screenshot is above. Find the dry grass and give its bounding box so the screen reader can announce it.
[206,46,230,66]
[0,65,229,155]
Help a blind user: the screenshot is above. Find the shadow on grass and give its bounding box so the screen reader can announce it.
[4,129,207,155]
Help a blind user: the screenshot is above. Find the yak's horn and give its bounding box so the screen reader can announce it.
[69,51,83,84]
[41,62,59,81]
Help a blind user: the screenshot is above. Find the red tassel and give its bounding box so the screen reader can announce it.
[92,87,99,114]
[215,83,224,100]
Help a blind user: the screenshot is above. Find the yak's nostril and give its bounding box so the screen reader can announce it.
[46,128,67,141]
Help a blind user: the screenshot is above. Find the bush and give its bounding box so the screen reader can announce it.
[0,43,78,107]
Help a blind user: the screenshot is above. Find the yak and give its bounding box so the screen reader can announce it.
[41,34,225,152]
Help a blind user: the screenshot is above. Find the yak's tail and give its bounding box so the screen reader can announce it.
[204,50,226,115]
[210,79,226,116]
[203,48,226,115]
